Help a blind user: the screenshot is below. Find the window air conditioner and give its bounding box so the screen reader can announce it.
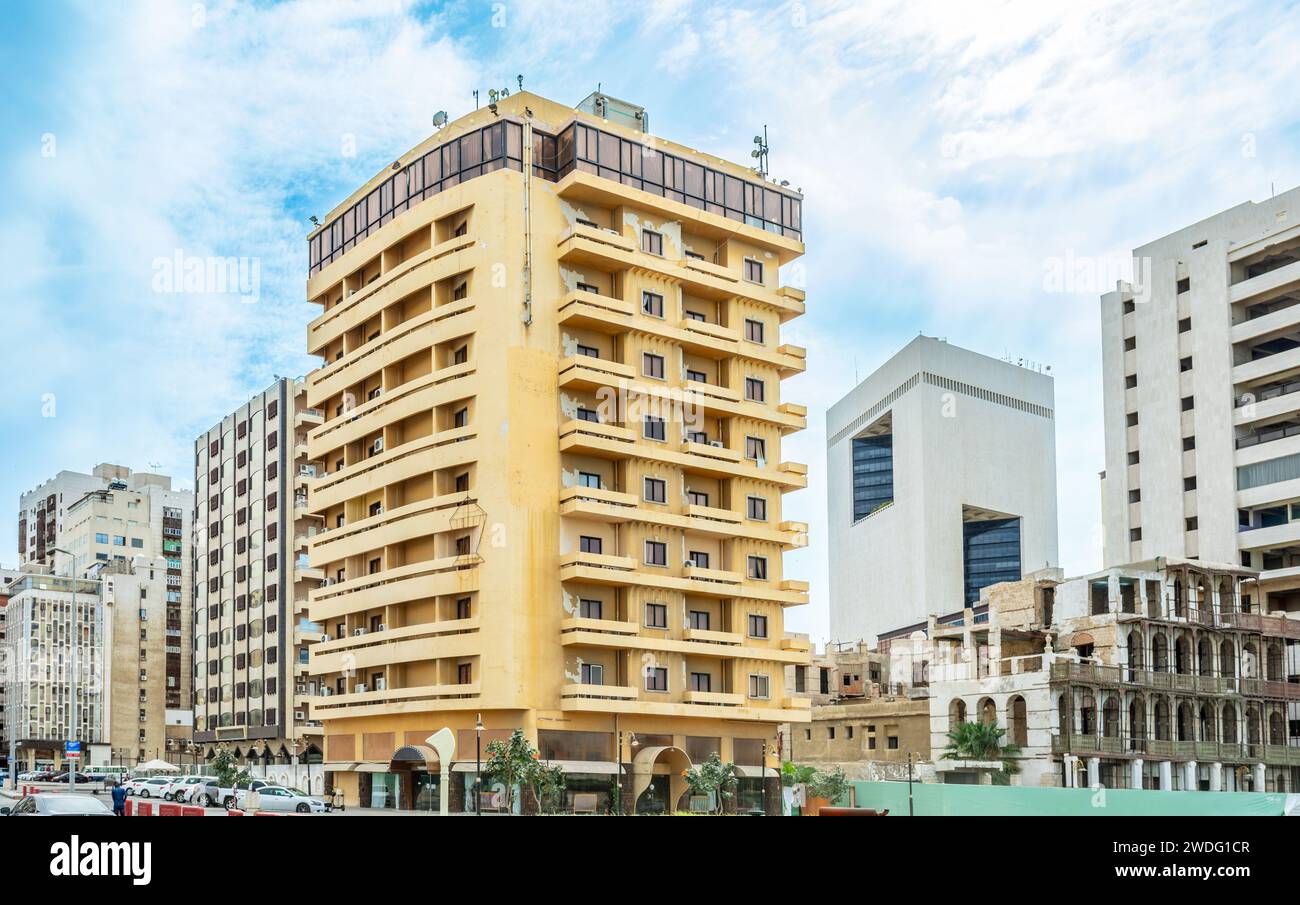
[354,683,367,693]
[377,623,387,632]
[294,711,305,721]
[708,440,724,448]
[371,438,384,454]
[353,628,366,636]
[375,678,386,691]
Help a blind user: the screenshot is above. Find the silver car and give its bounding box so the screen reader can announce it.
[235,785,329,813]
[2,794,114,816]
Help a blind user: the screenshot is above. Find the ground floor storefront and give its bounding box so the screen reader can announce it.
[316,707,788,814]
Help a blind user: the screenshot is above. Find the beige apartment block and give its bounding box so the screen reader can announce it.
[192,378,325,768]
[302,91,811,812]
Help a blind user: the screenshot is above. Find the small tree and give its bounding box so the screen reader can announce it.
[682,752,739,814]
[808,766,849,804]
[210,744,251,789]
[781,761,816,788]
[941,720,1021,779]
[524,760,567,815]
[483,729,536,814]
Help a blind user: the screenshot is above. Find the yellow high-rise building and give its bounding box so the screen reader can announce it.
[303,91,811,812]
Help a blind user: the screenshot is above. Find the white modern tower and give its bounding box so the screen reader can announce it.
[1100,184,1300,613]
[827,336,1059,645]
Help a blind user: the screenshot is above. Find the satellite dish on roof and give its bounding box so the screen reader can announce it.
[432,111,448,129]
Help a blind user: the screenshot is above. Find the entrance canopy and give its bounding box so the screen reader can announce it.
[390,745,440,773]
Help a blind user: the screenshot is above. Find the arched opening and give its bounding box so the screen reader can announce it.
[1269,711,1285,745]
[1220,639,1237,679]
[1102,697,1120,738]
[1174,636,1192,675]
[1242,643,1259,678]
[1197,638,1213,676]
[949,698,967,728]
[1126,630,1145,677]
[1152,634,1169,672]
[1221,703,1238,744]
[1266,644,1284,681]
[1177,702,1194,741]
[1154,698,1171,741]
[1057,694,1069,737]
[978,697,997,727]
[631,746,693,815]
[388,745,442,812]
[1198,704,1216,741]
[1247,707,1262,746]
[1007,695,1028,747]
[1129,695,1147,749]
[1079,693,1097,735]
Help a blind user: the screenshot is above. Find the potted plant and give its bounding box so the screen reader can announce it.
[805,766,849,815]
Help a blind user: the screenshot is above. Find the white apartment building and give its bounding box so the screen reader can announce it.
[4,558,178,770]
[1100,185,1300,614]
[828,336,1059,645]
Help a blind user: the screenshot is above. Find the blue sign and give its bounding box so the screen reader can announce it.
[64,741,80,758]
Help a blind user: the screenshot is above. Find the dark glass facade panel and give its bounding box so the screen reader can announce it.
[310,121,525,275]
[962,517,1022,605]
[553,122,801,240]
[309,117,803,275]
[851,435,894,521]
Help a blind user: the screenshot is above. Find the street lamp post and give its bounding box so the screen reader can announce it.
[474,713,484,816]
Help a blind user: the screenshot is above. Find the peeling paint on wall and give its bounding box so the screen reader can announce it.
[559,264,583,292]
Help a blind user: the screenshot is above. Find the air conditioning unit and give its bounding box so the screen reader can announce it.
[320,687,332,696]
[371,437,384,454]
[377,623,388,632]
[296,684,306,694]
[354,683,367,693]
[353,628,366,637]
[708,440,724,448]
[294,711,305,721]
[375,678,387,690]
[372,505,384,516]
[298,464,316,476]
[684,559,696,568]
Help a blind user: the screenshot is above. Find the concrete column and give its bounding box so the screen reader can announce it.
[1062,755,1076,788]
[1158,760,1172,791]
[1131,758,1144,790]
[1253,763,1266,792]
[1087,756,1101,788]
[1209,762,1223,792]
[1184,760,1198,791]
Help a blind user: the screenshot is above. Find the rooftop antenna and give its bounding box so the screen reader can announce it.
[473,89,479,110]
[751,125,770,178]
[516,74,523,93]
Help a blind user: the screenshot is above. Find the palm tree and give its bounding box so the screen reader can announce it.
[942,721,1021,778]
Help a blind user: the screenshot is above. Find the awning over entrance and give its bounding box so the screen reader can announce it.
[390,745,440,773]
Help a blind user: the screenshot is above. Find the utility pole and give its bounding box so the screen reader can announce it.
[908,753,915,817]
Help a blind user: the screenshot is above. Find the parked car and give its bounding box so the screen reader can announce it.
[201,778,274,808]
[165,775,209,802]
[2,794,114,816]
[124,776,173,798]
[49,771,93,784]
[26,771,57,782]
[235,785,329,814]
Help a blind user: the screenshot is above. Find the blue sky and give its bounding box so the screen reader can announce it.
[3,0,1300,643]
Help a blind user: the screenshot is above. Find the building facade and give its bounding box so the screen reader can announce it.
[923,560,1300,791]
[827,336,1059,645]
[783,641,931,778]
[192,377,325,766]
[0,568,23,766]
[3,557,176,770]
[1100,185,1300,616]
[13,464,193,766]
[302,90,811,811]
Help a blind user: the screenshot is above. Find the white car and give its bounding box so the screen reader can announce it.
[165,775,210,802]
[235,785,329,814]
[124,776,173,798]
